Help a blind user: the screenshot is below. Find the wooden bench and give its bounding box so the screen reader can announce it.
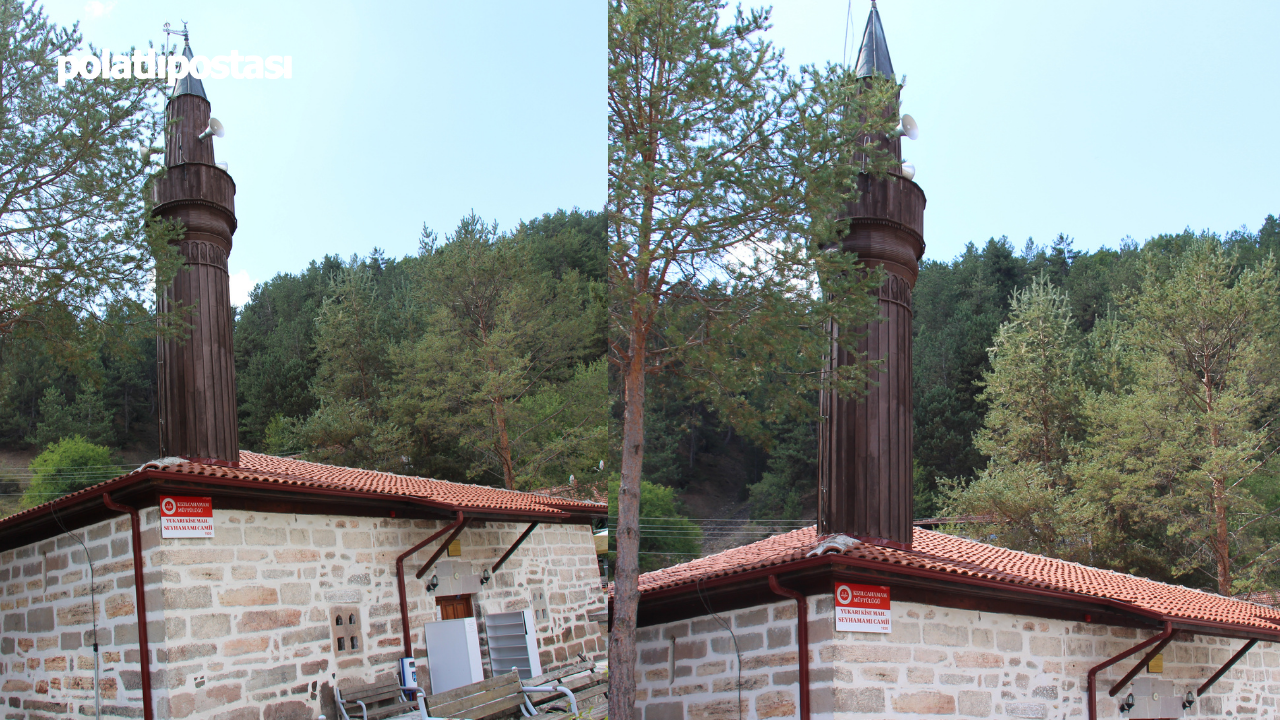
[334,679,426,720]
[424,671,527,720]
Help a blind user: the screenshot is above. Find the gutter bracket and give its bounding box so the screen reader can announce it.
[416,517,471,579]
[1086,621,1173,720]
[492,523,539,574]
[1198,638,1257,697]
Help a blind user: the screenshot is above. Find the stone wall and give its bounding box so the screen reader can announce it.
[634,595,1278,720]
[1,507,606,719]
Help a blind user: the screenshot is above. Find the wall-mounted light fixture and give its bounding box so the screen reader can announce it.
[427,574,439,592]
[480,569,491,586]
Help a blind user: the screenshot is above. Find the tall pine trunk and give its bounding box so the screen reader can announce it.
[609,321,647,720]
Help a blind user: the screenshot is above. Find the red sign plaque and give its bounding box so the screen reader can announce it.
[159,495,213,538]
[834,582,891,633]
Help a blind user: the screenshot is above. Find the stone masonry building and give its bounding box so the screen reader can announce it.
[628,527,1280,720]
[0,452,607,719]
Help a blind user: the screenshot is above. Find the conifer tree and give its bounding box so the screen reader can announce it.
[943,276,1095,560]
[1084,242,1280,594]
[609,0,899,713]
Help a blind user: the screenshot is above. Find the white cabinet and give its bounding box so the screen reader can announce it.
[423,617,484,694]
[485,609,542,680]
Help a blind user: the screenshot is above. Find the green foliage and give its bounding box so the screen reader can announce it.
[0,0,183,354]
[944,234,1280,594]
[244,210,610,489]
[608,480,702,571]
[21,436,117,507]
[942,277,1095,560]
[30,382,113,448]
[235,256,343,449]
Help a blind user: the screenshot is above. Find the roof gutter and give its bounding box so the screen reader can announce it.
[102,493,153,720]
[397,511,466,656]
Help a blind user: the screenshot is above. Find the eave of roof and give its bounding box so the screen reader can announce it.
[0,453,605,551]
[629,527,1280,642]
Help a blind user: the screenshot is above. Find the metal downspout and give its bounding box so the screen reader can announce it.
[768,576,809,720]
[102,493,153,720]
[397,511,465,656]
[1086,621,1173,720]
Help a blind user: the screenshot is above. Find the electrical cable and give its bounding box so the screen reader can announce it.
[696,577,742,720]
[50,505,101,720]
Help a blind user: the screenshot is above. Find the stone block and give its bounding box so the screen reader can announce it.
[191,614,232,639]
[237,609,302,633]
[958,690,992,717]
[342,531,372,549]
[924,622,969,646]
[1005,702,1048,718]
[755,690,796,719]
[891,690,956,714]
[954,651,1004,668]
[835,687,885,713]
[165,586,213,610]
[861,666,900,683]
[767,626,791,649]
[245,527,287,546]
[687,698,748,720]
[281,626,330,646]
[264,700,312,720]
[645,701,684,720]
[640,646,669,664]
[280,583,312,605]
[60,631,81,650]
[822,643,910,664]
[1028,636,1062,657]
[274,549,321,563]
[908,666,934,684]
[28,606,54,632]
[247,664,298,692]
[218,586,279,606]
[735,608,768,628]
[4,612,25,632]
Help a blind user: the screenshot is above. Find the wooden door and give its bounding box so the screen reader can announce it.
[437,594,473,620]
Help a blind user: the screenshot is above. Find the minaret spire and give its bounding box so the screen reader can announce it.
[818,1,923,549]
[153,28,240,464]
[854,1,895,81]
[172,35,207,100]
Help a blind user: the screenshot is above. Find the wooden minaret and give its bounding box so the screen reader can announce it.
[818,2,925,549]
[153,37,240,464]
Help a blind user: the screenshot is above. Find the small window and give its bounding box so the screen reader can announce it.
[330,605,364,657]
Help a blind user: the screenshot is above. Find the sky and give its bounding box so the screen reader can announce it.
[765,0,1280,264]
[42,1,1280,301]
[43,0,606,305]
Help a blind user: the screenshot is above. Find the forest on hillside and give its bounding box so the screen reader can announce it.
[5,208,1279,593]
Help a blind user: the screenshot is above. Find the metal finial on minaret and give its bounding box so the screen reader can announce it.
[818,2,924,549]
[152,28,239,464]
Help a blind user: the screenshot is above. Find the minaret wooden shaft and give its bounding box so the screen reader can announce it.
[818,171,925,549]
[153,93,240,464]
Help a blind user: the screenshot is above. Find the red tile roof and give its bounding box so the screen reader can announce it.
[0,451,605,530]
[637,526,1280,638]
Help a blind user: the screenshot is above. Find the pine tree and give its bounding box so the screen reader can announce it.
[608,0,899,713]
[942,276,1095,559]
[1083,241,1280,594]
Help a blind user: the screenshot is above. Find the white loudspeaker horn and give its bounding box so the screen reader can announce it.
[198,117,225,140]
[900,161,916,180]
[895,114,919,140]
